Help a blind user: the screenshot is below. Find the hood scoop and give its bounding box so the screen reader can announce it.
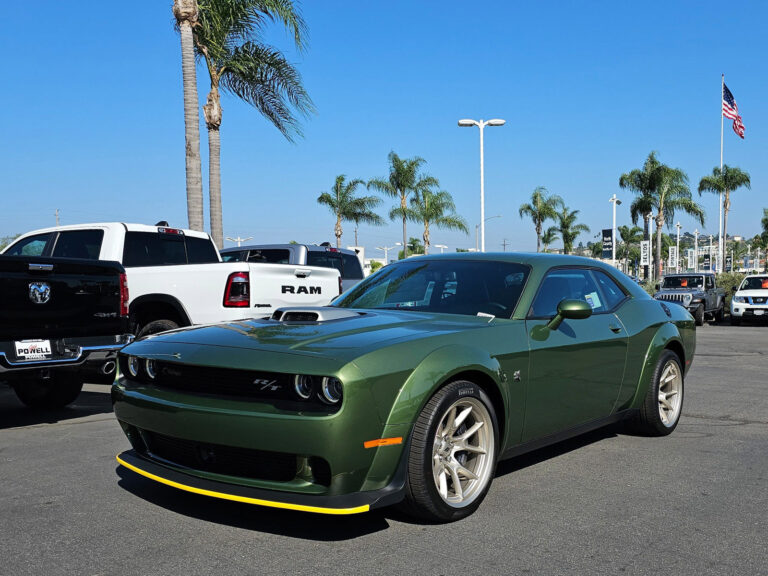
[271,307,363,323]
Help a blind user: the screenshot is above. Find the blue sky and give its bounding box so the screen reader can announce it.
[1,1,766,256]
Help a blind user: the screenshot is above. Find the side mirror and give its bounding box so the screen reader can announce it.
[732,285,739,292]
[547,299,593,330]
[655,283,660,291]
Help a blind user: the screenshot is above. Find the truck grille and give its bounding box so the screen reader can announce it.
[655,294,688,303]
[751,297,767,304]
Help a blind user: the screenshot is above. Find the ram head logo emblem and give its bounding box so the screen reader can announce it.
[29,282,51,305]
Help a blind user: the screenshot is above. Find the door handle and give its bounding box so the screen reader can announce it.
[294,268,312,278]
[609,324,622,333]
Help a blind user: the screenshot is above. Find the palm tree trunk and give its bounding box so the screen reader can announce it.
[335,216,342,248]
[536,221,542,253]
[423,221,430,255]
[354,225,358,247]
[204,86,223,248]
[655,214,663,280]
[174,0,204,232]
[400,194,408,258]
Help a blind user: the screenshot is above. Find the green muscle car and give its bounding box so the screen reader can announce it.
[113,253,695,522]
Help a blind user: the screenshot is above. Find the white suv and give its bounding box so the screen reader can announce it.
[730,274,768,325]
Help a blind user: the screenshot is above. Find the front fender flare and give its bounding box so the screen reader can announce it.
[628,322,684,410]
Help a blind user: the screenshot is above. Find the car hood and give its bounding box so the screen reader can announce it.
[735,289,768,298]
[128,308,495,362]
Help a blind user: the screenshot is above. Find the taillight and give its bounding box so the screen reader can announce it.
[338,275,343,296]
[224,271,250,307]
[119,273,130,317]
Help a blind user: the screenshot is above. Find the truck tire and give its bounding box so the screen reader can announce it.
[13,375,84,409]
[694,305,704,326]
[715,304,725,323]
[137,319,179,339]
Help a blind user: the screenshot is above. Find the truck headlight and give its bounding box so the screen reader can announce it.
[733,296,747,303]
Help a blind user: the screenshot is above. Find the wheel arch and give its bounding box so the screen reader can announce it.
[129,294,192,333]
[627,322,687,411]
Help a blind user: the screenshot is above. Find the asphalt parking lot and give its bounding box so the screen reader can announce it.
[1,324,766,576]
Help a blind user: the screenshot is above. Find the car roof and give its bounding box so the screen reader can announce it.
[15,222,211,240]
[221,243,359,256]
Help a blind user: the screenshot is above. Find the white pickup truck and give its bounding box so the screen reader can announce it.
[2,223,341,337]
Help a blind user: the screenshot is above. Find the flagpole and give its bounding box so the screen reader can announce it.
[719,74,724,273]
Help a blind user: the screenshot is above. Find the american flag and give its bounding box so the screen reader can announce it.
[723,83,745,139]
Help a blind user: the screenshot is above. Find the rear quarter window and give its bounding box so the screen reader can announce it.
[307,252,344,275]
[246,249,291,264]
[4,233,53,256]
[122,231,187,267]
[341,253,364,279]
[185,236,219,264]
[52,230,104,259]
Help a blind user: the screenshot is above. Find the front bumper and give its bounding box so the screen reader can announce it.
[117,448,406,515]
[730,303,768,318]
[0,334,134,377]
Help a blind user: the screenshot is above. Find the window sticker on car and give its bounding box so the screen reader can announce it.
[585,291,602,309]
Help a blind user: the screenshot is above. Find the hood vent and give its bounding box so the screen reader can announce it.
[271,307,361,323]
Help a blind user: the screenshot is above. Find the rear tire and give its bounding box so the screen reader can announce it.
[13,375,84,409]
[694,305,704,326]
[137,319,179,339]
[630,350,684,436]
[402,381,498,522]
[715,304,725,323]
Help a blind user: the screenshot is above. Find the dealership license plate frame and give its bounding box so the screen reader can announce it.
[14,339,53,361]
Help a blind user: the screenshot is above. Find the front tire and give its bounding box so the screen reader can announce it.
[715,304,725,323]
[136,319,179,339]
[403,381,498,522]
[631,350,684,436]
[694,305,704,326]
[13,375,84,409]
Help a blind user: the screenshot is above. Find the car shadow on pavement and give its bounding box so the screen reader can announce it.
[0,385,113,430]
[116,466,392,540]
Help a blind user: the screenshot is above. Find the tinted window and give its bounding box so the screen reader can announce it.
[307,252,344,275]
[741,277,768,290]
[221,250,247,262]
[592,270,627,310]
[185,236,219,264]
[530,269,604,317]
[342,253,364,279]
[246,249,291,264]
[334,260,529,317]
[122,231,186,267]
[662,275,704,289]
[4,233,53,256]
[705,276,714,289]
[52,230,104,259]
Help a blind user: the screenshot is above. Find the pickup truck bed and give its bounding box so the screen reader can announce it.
[0,256,133,408]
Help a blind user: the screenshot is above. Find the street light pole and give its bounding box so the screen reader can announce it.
[609,194,621,268]
[694,229,699,272]
[434,244,448,254]
[376,244,397,263]
[226,236,252,247]
[458,118,505,252]
[475,215,501,253]
[675,222,682,273]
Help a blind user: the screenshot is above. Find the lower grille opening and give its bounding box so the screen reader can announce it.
[137,430,331,486]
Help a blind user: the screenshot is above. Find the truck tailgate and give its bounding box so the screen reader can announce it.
[0,256,127,340]
[249,263,341,312]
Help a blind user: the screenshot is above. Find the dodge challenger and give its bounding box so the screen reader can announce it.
[112,253,695,522]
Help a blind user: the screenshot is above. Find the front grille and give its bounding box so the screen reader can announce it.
[656,294,688,303]
[751,297,767,304]
[140,430,299,482]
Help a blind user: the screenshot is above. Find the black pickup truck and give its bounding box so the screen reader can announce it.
[0,256,133,408]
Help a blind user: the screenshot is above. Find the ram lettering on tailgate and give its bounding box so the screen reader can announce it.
[281,285,322,294]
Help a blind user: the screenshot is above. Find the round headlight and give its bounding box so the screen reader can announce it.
[145,359,157,379]
[320,377,343,404]
[127,356,140,378]
[293,375,315,400]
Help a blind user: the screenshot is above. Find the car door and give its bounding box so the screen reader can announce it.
[522,267,629,442]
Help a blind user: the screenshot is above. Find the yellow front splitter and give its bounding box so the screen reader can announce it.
[116,453,370,515]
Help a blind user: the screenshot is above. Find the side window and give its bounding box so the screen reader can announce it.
[52,230,104,259]
[185,236,219,264]
[306,252,344,275]
[122,232,186,267]
[530,268,604,317]
[246,249,291,264]
[705,276,714,289]
[221,251,246,262]
[4,233,53,256]
[592,270,627,310]
[341,253,364,279]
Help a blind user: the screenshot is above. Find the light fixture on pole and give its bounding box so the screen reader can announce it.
[226,236,252,247]
[458,118,505,252]
[609,194,622,268]
[434,244,448,254]
[675,222,682,273]
[475,215,502,252]
[376,244,397,263]
[395,241,414,258]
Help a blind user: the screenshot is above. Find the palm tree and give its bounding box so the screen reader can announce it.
[761,208,768,246]
[173,0,204,231]
[194,0,314,247]
[698,165,751,258]
[556,206,590,255]
[519,187,563,252]
[368,152,438,258]
[652,165,705,279]
[541,226,559,253]
[408,188,468,254]
[618,225,643,270]
[620,151,663,279]
[317,175,383,248]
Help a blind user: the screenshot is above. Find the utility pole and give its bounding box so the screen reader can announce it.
[501,239,509,252]
[55,209,60,226]
[694,229,699,272]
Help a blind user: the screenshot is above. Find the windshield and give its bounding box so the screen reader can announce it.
[741,276,768,290]
[333,259,530,318]
[661,275,704,289]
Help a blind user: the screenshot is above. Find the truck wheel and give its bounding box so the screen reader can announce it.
[694,305,704,326]
[137,319,179,339]
[13,375,84,409]
[715,305,725,323]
